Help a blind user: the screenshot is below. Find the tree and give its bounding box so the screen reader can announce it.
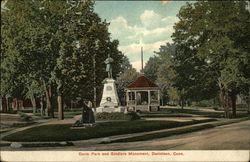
[172,1,250,117]
[144,56,161,82]
[49,0,124,119]
[120,55,133,72]
[1,0,63,116]
[144,43,186,107]
[116,68,140,105]
[1,0,46,112]
[1,0,125,120]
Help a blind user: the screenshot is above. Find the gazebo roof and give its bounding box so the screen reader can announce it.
[127,75,159,89]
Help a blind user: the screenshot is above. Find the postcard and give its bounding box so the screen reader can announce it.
[1,0,249,162]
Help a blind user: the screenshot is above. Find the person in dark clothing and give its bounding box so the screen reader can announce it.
[82,101,95,124]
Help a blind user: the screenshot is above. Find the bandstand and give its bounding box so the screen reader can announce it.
[125,75,160,112]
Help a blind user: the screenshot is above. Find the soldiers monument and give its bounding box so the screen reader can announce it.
[96,54,125,113]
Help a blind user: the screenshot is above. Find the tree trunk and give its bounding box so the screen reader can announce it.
[6,96,9,112]
[42,79,52,117]
[248,88,250,115]
[0,97,3,112]
[48,85,54,118]
[224,91,230,118]
[230,93,237,118]
[30,94,37,114]
[247,100,250,115]
[181,99,184,109]
[220,87,229,118]
[70,100,73,111]
[40,97,44,117]
[57,92,64,120]
[13,98,19,111]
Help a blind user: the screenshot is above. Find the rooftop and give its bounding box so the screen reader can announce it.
[127,75,159,89]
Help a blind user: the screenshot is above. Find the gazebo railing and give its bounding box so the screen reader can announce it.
[127,100,135,105]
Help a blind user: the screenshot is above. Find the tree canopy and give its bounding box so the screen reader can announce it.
[1,0,125,118]
[144,1,250,116]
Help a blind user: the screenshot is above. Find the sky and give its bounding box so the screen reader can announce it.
[94,1,187,71]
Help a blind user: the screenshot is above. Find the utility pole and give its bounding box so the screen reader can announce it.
[93,52,96,111]
[93,40,99,111]
[141,46,144,73]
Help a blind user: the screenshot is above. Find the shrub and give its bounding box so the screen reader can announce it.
[18,112,32,122]
[126,111,141,120]
[95,112,140,121]
[213,107,219,110]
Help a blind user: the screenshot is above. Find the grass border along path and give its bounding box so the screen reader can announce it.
[109,117,249,143]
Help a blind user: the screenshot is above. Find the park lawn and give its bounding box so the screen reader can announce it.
[35,111,82,118]
[139,113,193,118]
[3,119,216,142]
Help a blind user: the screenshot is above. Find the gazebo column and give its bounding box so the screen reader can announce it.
[134,90,137,111]
[148,90,151,111]
[126,91,129,107]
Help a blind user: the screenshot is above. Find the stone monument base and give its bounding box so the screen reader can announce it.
[96,78,124,113]
[96,106,125,113]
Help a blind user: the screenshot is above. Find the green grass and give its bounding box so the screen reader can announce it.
[110,117,249,143]
[35,111,82,118]
[0,143,10,147]
[139,113,193,118]
[2,119,216,142]
[0,128,15,134]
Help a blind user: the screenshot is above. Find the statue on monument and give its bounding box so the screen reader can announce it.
[96,54,125,113]
[105,54,113,78]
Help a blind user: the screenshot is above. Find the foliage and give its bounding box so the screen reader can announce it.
[143,56,161,82]
[143,43,182,105]
[51,0,124,101]
[171,1,250,115]
[1,0,125,118]
[116,68,140,105]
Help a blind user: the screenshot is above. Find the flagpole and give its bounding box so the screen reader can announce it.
[141,46,143,73]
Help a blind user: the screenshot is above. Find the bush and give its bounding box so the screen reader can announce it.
[95,112,140,121]
[18,112,32,122]
[213,106,219,110]
[127,111,141,120]
[20,109,34,113]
